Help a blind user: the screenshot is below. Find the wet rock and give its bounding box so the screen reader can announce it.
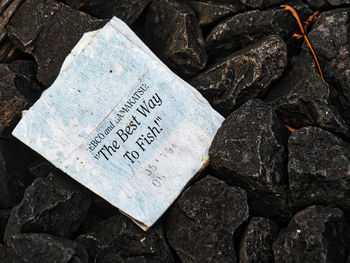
[288,127,350,213]
[0,82,28,136]
[65,0,151,24]
[0,210,10,243]
[7,0,106,87]
[205,1,311,61]
[77,213,174,263]
[273,205,350,263]
[239,217,280,263]
[2,233,88,263]
[4,172,91,242]
[266,55,350,138]
[304,8,350,126]
[0,60,42,103]
[187,1,245,28]
[190,35,287,116]
[165,175,249,263]
[209,100,291,221]
[0,140,36,209]
[145,0,207,78]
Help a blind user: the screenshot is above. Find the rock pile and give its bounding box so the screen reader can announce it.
[1,0,350,262]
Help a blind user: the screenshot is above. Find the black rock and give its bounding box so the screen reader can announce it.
[304,8,350,126]
[190,35,287,116]
[209,100,291,221]
[238,0,284,8]
[7,0,106,87]
[0,210,10,244]
[77,213,174,263]
[65,0,151,24]
[288,127,350,213]
[1,233,88,263]
[239,217,280,263]
[165,175,249,263]
[0,139,36,209]
[187,0,245,28]
[205,1,311,61]
[89,193,119,219]
[145,0,207,78]
[307,0,349,8]
[265,55,350,138]
[4,172,91,241]
[273,205,350,263]
[0,82,28,136]
[27,158,55,179]
[0,60,42,103]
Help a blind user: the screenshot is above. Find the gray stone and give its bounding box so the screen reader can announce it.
[145,0,207,78]
[2,233,88,263]
[205,1,311,61]
[273,205,350,263]
[239,217,280,263]
[265,54,350,138]
[288,127,350,213]
[77,213,174,263]
[4,172,91,241]
[65,0,151,24]
[165,175,249,263]
[7,0,106,86]
[209,100,291,221]
[190,35,287,116]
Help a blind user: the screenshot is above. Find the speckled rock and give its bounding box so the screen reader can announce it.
[265,54,350,138]
[77,213,174,263]
[273,205,350,263]
[65,0,151,24]
[7,0,106,86]
[145,0,207,78]
[304,8,350,126]
[165,175,249,263]
[239,217,280,263]
[4,172,91,242]
[1,233,88,263]
[205,0,311,61]
[0,60,42,103]
[187,0,245,27]
[209,100,291,221]
[288,127,350,213]
[307,0,350,8]
[190,35,287,116]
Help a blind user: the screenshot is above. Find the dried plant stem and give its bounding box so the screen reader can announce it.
[281,5,324,79]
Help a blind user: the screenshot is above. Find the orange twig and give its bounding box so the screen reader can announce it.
[281,5,323,79]
[304,11,319,32]
[285,125,296,132]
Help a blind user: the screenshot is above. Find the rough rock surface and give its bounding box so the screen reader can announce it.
[0,60,42,103]
[209,100,291,221]
[273,205,350,263]
[266,55,350,138]
[28,158,55,179]
[4,172,91,242]
[239,217,280,263]
[77,213,174,263]
[205,1,311,61]
[304,8,350,126]
[190,36,287,116]
[187,0,245,27]
[65,0,151,24]
[7,0,106,87]
[288,127,350,213]
[165,175,249,263]
[0,233,88,263]
[238,0,284,8]
[307,0,350,9]
[0,140,35,209]
[0,209,10,243]
[0,82,27,136]
[146,0,207,78]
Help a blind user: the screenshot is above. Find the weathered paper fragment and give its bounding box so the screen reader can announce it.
[12,17,224,230]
